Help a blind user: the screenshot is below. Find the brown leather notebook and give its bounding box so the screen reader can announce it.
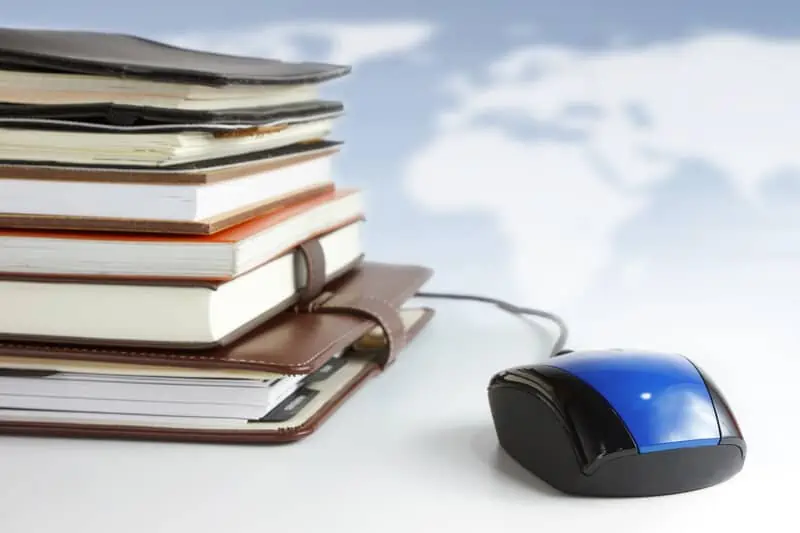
[0,261,434,443]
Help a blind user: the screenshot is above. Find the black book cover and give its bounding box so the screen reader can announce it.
[0,27,351,86]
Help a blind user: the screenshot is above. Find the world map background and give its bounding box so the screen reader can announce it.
[8,0,800,408]
[3,0,800,520]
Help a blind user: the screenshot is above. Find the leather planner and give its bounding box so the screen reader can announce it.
[0,262,435,443]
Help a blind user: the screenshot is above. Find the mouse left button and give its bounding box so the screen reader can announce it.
[534,367,638,473]
[699,369,744,442]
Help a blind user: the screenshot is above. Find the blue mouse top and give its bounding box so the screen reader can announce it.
[544,350,720,453]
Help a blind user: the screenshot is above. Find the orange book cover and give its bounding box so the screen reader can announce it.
[0,189,362,245]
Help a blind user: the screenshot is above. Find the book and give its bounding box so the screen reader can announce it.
[0,354,284,380]
[0,116,335,167]
[0,100,344,129]
[0,222,364,348]
[0,69,326,110]
[0,27,350,110]
[0,365,312,420]
[0,355,353,428]
[0,262,436,441]
[0,346,357,424]
[0,142,341,234]
[0,189,363,280]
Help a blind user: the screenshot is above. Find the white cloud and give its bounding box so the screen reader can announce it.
[437,32,800,199]
[404,32,800,308]
[165,21,435,68]
[406,127,643,307]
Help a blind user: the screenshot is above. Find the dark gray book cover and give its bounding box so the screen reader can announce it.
[0,27,351,86]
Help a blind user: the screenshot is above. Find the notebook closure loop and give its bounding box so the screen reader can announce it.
[295,238,326,305]
[310,295,407,369]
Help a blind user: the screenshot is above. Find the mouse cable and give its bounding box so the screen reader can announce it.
[413,291,569,357]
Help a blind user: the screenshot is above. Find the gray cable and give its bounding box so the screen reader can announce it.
[413,291,570,357]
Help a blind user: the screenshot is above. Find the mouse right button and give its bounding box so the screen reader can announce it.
[709,386,741,439]
[695,367,745,447]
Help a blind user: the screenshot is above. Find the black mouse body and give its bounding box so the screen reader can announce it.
[488,349,746,497]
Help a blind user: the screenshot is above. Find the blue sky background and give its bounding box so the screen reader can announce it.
[5,1,799,361]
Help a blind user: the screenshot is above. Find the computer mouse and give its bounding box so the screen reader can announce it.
[487,349,746,497]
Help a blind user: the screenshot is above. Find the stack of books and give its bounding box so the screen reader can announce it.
[0,28,434,443]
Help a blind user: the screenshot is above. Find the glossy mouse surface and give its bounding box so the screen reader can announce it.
[487,349,746,497]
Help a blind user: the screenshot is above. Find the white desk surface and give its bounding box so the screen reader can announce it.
[0,300,792,533]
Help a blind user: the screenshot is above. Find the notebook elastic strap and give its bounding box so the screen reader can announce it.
[304,292,407,369]
[295,238,327,305]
